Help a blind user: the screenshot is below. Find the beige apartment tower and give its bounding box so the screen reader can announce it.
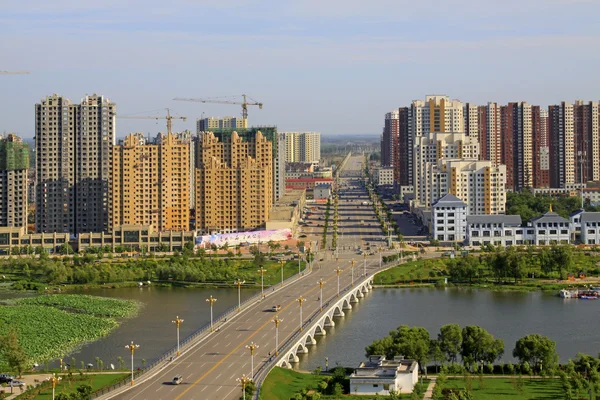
[195,131,272,234]
[111,133,190,232]
[0,134,29,228]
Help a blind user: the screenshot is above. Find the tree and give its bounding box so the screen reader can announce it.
[0,328,27,377]
[461,326,504,367]
[77,384,93,400]
[438,324,462,363]
[366,325,431,373]
[429,339,445,372]
[513,334,558,371]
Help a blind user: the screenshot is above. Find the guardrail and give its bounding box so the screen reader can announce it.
[91,263,310,399]
[253,260,395,399]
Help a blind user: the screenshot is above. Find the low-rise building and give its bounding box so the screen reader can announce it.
[349,355,418,395]
[0,226,69,255]
[374,167,394,186]
[432,194,467,243]
[579,212,600,245]
[466,215,525,247]
[77,224,194,252]
[531,208,570,245]
[265,189,306,234]
[314,184,332,200]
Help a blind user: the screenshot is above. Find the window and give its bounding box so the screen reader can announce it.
[561,230,568,235]
[471,231,479,237]
[373,384,379,388]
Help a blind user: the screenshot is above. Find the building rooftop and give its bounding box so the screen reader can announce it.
[432,193,467,208]
[286,178,334,183]
[531,211,568,224]
[467,215,522,225]
[350,355,417,379]
[580,212,600,223]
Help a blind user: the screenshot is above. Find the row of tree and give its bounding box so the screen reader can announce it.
[446,244,590,282]
[365,324,559,373]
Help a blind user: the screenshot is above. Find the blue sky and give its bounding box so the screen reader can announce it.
[1,0,600,137]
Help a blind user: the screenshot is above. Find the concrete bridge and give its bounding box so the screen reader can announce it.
[276,277,373,368]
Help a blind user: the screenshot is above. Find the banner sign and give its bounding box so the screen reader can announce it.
[195,229,292,248]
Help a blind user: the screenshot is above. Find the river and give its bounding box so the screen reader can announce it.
[4,286,599,371]
[1,286,258,369]
[297,287,600,371]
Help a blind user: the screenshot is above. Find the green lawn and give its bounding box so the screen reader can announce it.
[374,259,446,285]
[261,367,324,400]
[18,373,129,399]
[261,368,429,400]
[443,377,564,400]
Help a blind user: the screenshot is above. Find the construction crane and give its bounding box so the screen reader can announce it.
[0,71,30,75]
[117,108,186,135]
[173,94,263,120]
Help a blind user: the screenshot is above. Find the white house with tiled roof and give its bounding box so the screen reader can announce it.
[432,194,468,243]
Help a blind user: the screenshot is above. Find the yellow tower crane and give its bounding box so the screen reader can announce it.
[173,94,262,120]
[117,108,186,136]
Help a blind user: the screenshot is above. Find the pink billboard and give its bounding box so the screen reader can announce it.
[195,229,292,248]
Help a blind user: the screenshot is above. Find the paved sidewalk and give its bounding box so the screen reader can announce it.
[423,376,437,399]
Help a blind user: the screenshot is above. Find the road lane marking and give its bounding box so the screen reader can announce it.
[174,260,360,400]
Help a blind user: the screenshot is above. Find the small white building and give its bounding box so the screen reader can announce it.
[579,212,600,245]
[349,355,419,395]
[531,207,570,245]
[466,215,526,247]
[314,183,332,200]
[432,194,467,243]
[375,167,394,186]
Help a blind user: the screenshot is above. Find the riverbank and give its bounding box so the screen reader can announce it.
[0,294,138,371]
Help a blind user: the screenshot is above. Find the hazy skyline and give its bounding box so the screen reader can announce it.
[2,0,600,137]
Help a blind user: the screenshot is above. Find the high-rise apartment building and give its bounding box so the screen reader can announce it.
[35,94,115,234]
[195,131,272,234]
[197,116,247,132]
[396,95,464,190]
[501,102,533,191]
[532,107,550,188]
[381,111,399,172]
[195,127,282,204]
[425,159,506,215]
[573,101,600,184]
[283,132,321,165]
[173,130,196,209]
[549,102,575,188]
[413,132,479,208]
[0,134,29,228]
[111,133,189,232]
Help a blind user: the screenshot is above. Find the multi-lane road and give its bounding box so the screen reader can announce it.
[108,155,386,400]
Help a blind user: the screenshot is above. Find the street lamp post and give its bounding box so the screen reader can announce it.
[379,248,382,268]
[245,342,259,378]
[124,341,140,386]
[257,268,267,298]
[50,373,62,400]
[298,250,301,276]
[335,267,342,297]
[206,295,217,331]
[172,316,184,356]
[363,253,367,276]
[318,279,324,311]
[235,279,245,311]
[236,374,252,400]
[273,316,283,356]
[279,260,285,287]
[351,259,355,286]
[297,296,305,332]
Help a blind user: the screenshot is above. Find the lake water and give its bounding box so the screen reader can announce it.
[4,286,599,371]
[297,287,600,370]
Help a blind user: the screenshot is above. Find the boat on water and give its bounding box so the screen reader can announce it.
[558,289,599,299]
[559,289,576,298]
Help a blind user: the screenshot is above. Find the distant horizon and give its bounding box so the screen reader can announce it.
[2,1,599,136]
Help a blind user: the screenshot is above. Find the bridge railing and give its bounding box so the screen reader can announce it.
[253,259,396,399]
[91,262,310,399]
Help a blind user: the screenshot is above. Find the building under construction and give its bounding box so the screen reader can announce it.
[0,134,29,229]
